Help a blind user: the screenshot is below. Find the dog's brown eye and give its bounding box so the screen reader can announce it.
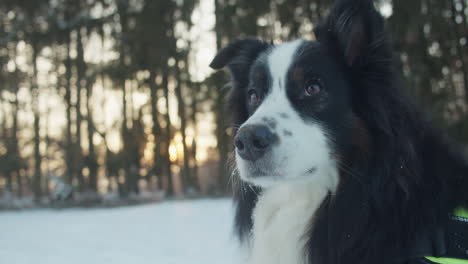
[248,90,260,105]
[305,79,322,96]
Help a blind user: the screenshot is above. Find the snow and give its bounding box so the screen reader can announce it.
[0,199,243,264]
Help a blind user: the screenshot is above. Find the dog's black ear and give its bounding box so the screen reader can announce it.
[209,39,270,87]
[314,0,387,67]
[210,39,269,70]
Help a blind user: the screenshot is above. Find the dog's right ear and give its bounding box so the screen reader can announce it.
[314,0,388,68]
[209,39,270,82]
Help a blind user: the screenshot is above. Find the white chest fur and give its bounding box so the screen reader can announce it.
[247,182,329,264]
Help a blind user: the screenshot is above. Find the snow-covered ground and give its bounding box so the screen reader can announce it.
[0,199,243,264]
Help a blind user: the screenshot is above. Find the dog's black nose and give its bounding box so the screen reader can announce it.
[234,125,276,161]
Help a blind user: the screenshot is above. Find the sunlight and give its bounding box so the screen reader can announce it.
[190,0,216,82]
[379,1,393,18]
[169,143,179,163]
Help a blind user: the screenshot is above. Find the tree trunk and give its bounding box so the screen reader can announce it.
[174,60,192,193]
[31,40,42,201]
[190,84,199,191]
[86,79,98,192]
[64,31,74,186]
[214,0,231,194]
[76,27,86,191]
[162,71,173,196]
[214,89,229,194]
[13,84,22,197]
[15,171,23,198]
[5,173,13,193]
[118,0,131,196]
[44,99,51,197]
[11,50,23,197]
[149,70,163,189]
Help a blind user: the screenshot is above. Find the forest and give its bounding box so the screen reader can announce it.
[0,0,467,208]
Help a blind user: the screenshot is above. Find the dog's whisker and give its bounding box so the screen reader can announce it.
[336,161,365,185]
[330,152,365,185]
[247,184,259,196]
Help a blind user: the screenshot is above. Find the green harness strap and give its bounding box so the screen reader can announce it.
[426,258,468,264]
[425,208,468,264]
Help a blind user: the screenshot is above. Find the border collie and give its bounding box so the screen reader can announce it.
[210,0,468,263]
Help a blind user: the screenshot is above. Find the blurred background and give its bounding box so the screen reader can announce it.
[0,0,467,209]
[0,1,467,263]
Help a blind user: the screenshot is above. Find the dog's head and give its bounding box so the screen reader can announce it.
[210,0,391,189]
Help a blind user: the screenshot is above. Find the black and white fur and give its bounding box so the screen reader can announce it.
[210,0,468,264]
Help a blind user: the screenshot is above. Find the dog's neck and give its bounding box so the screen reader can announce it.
[248,181,330,264]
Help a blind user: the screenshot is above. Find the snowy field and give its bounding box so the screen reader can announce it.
[0,199,243,264]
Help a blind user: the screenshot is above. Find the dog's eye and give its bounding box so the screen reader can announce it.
[304,79,323,96]
[248,89,260,105]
